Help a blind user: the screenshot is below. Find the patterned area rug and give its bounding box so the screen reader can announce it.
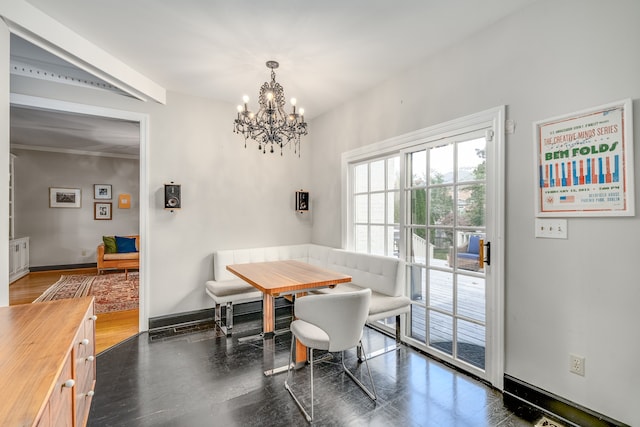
[32,272,139,314]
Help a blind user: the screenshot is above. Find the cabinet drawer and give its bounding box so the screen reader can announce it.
[76,351,96,386]
[75,303,96,427]
[50,353,74,427]
[75,377,95,427]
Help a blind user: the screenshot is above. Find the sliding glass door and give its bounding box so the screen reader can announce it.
[403,129,490,378]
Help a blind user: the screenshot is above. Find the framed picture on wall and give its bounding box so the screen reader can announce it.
[534,98,634,217]
[94,184,112,200]
[118,193,131,209]
[49,187,81,208]
[94,202,112,220]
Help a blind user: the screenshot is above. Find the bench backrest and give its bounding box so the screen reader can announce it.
[213,244,330,281]
[327,249,404,297]
[213,244,404,298]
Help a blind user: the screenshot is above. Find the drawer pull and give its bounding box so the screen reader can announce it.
[89,315,98,321]
[80,338,90,346]
[63,379,75,388]
[86,355,95,362]
[86,390,95,398]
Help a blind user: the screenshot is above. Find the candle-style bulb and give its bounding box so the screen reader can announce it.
[290,98,297,106]
[299,108,305,116]
[237,105,243,113]
[242,95,249,103]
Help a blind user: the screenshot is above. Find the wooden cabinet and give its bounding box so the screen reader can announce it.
[0,297,96,427]
[9,236,30,283]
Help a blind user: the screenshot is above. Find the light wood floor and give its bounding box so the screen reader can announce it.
[10,268,139,354]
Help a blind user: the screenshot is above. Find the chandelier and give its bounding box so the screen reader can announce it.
[233,60,308,156]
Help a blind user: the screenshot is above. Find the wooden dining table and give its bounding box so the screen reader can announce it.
[226,260,351,372]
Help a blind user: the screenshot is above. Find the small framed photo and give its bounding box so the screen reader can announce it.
[49,187,81,208]
[94,202,112,220]
[118,193,131,209]
[94,184,112,200]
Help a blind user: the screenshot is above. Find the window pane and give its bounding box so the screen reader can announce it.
[410,304,426,342]
[387,226,399,257]
[410,189,426,225]
[370,160,385,192]
[429,228,453,268]
[457,274,485,322]
[370,193,385,224]
[354,194,368,223]
[429,270,453,314]
[429,143,454,185]
[457,137,486,183]
[409,265,425,301]
[410,150,426,186]
[387,157,399,190]
[355,225,368,253]
[457,184,485,227]
[457,320,485,369]
[429,312,453,355]
[453,231,484,272]
[370,225,385,255]
[428,186,454,226]
[408,228,427,264]
[354,164,368,193]
[388,191,399,224]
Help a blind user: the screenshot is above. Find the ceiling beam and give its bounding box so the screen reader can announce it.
[0,0,166,104]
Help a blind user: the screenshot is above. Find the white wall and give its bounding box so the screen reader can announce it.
[145,91,313,316]
[12,149,139,267]
[309,1,640,425]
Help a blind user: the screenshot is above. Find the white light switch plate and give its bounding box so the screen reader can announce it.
[535,218,568,239]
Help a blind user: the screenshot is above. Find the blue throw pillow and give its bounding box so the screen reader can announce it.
[115,236,138,253]
[467,235,481,254]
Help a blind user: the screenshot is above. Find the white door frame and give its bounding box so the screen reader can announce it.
[10,93,150,332]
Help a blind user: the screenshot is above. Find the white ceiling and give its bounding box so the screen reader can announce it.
[11,0,538,155]
[10,106,140,158]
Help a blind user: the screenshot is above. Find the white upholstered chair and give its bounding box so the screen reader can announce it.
[284,288,376,422]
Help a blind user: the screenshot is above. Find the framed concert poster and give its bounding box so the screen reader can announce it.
[534,99,634,217]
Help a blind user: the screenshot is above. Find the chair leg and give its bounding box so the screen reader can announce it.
[284,337,313,422]
[342,340,377,401]
[358,315,403,362]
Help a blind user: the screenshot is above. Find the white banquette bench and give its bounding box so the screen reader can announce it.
[205,244,410,356]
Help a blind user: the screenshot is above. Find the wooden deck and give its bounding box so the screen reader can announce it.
[407,258,486,368]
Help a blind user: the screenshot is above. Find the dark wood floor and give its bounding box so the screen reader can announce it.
[88,315,540,426]
[9,269,139,354]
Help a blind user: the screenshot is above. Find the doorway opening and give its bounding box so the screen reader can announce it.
[9,94,149,352]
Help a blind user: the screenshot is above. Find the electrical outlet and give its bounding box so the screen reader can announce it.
[569,354,585,376]
[535,218,568,239]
